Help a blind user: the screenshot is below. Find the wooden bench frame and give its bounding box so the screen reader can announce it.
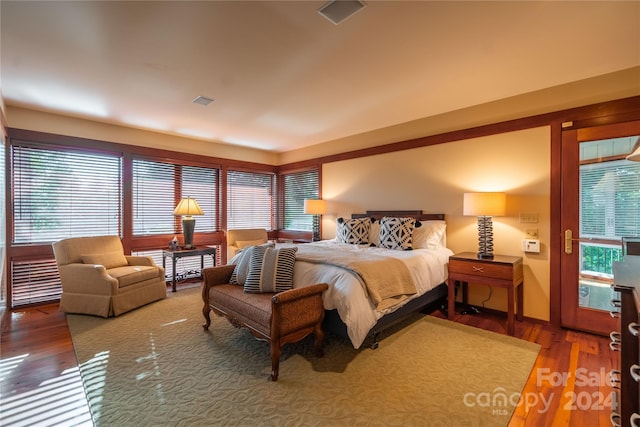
[202,265,327,381]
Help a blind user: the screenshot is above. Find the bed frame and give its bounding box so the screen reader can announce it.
[322,210,448,349]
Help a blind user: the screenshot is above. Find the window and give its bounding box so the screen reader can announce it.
[580,159,640,240]
[11,144,122,306]
[180,165,219,232]
[227,170,275,230]
[13,145,122,243]
[132,159,219,236]
[579,138,640,277]
[280,168,319,231]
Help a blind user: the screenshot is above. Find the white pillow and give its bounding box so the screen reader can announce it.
[369,220,381,246]
[412,220,447,249]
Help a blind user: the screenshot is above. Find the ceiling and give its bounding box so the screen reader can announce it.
[2,1,639,153]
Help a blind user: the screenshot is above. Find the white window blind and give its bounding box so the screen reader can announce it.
[132,160,176,235]
[227,170,275,230]
[12,145,122,243]
[181,165,219,232]
[281,169,319,231]
[11,258,61,307]
[580,159,640,239]
[133,159,219,235]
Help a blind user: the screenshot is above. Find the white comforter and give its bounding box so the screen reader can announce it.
[290,240,453,349]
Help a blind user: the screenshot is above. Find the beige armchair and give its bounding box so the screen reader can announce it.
[226,228,268,261]
[52,235,167,317]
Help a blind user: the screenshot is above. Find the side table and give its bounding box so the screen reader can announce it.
[447,252,524,335]
[162,246,217,292]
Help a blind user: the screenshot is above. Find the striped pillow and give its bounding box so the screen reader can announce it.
[244,246,298,293]
[230,242,275,286]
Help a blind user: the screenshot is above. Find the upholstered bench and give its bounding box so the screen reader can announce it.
[202,264,328,381]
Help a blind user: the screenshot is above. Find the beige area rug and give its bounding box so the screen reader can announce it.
[67,287,540,427]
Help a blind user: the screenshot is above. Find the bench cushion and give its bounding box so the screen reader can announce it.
[209,284,272,337]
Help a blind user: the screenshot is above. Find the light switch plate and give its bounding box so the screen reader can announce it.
[519,212,538,223]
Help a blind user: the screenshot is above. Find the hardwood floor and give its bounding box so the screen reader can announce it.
[1,291,615,426]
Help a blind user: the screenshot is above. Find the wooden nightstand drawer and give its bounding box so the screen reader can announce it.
[447,252,524,335]
[449,259,514,280]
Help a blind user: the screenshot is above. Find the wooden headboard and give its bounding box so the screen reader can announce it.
[352,210,445,221]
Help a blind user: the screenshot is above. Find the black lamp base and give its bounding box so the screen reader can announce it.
[182,216,196,249]
[476,216,494,260]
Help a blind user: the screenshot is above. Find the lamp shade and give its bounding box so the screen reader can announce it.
[463,192,506,217]
[173,197,204,216]
[627,144,640,162]
[303,199,327,215]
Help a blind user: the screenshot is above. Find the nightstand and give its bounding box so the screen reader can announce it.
[447,252,524,335]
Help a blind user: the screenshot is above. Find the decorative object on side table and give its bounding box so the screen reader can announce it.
[174,196,204,249]
[463,192,506,259]
[304,199,327,242]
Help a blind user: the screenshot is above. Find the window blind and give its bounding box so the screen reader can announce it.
[180,165,219,232]
[12,145,122,243]
[580,159,640,239]
[11,258,61,307]
[227,170,275,230]
[281,169,319,231]
[132,160,176,235]
[133,159,219,235]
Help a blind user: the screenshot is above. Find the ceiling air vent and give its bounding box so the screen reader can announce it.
[318,0,366,25]
[192,96,215,106]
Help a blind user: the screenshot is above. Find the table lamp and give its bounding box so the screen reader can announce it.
[463,192,506,259]
[174,196,204,249]
[304,199,327,241]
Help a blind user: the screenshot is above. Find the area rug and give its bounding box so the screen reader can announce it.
[67,287,540,427]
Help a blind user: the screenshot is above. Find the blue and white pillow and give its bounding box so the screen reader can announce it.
[336,217,371,244]
[378,217,416,250]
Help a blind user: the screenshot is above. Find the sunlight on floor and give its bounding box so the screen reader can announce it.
[0,353,93,426]
[135,333,166,404]
[79,350,110,423]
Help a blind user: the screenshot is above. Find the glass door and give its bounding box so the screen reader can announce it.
[560,121,640,334]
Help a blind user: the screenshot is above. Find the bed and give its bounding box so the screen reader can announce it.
[290,210,452,349]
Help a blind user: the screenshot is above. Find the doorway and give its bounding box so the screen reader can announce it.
[560,120,640,334]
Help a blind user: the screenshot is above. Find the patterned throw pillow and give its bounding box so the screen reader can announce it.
[336,217,371,244]
[379,217,416,250]
[230,242,275,285]
[244,245,298,293]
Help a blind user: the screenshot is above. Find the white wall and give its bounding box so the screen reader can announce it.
[321,126,551,321]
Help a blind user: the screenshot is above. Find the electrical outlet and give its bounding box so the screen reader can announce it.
[519,212,538,224]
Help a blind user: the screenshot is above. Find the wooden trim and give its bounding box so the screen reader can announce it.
[549,121,563,328]
[352,210,445,221]
[280,96,640,169]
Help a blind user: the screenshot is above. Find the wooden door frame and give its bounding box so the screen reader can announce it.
[550,117,640,330]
